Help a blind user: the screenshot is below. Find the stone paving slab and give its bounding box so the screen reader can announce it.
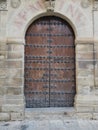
[0,119,98,130]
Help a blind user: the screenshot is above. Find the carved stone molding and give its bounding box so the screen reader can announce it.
[11,0,21,9]
[81,0,91,8]
[43,0,55,12]
[0,0,7,10]
[93,0,98,11]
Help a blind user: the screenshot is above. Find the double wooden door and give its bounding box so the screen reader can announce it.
[25,16,76,108]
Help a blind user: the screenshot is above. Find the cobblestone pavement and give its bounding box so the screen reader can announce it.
[0,119,98,130]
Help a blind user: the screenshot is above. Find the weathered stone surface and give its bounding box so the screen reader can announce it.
[0,51,6,59]
[0,86,6,96]
[95,78,98,86]
[75,95,98,106]
[77,70,93,77]
[0,60,5,68]
[7,52,23,59]
[11,112,24,121]
[94,106,98,112]
[77,77,94,86]
[77,52,93,60]
[6,78,23,87]
[0,113,10,121]
[0,78,6,87]
[95,68,98,77]
[77,61,93,69]
[76,106,93,112]
[93,113,98,120]
[5,95,24,100]
[7,44,24,52]
[0,96,4,107]
[6,68,23,78]
[0,68,7,78]
[0,44,7,51]
[4,98,24,105]
[2,104,25,112]
[6,61,23,68]
[6,87,22,95]
[76,44,93,52]
[76,113,93,119]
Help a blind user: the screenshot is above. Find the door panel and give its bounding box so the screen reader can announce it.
[25,16,76,108]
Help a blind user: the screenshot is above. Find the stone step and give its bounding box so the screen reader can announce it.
[25,107,76,120]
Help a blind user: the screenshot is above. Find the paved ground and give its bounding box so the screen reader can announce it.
[0,119,98,130]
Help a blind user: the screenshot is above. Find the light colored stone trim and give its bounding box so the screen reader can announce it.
[6,38,25,45]
[75,38,94,44]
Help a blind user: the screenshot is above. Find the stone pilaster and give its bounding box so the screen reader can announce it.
[1,43,25,121]
[75,42,96,119]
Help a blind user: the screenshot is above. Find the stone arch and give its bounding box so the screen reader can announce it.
[7,0,92,44]
[24,12,77,40]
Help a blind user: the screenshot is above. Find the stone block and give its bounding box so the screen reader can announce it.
[6,78,23,87]
[76,44,93,52]
[11,112,24,121]
[0,51,6,59]
[76,106,93,112]
[75,95,98,105]
[6,68,23,78]
[77,70,93,77]
[77,61,93,69]
[77,86,93,95]
[77,77,94,86]
[0,44,7,51]
[0,113,10,121]
[93,113,98,120]
[0,96,4,106]
[95,69,98,77]
[77,52,93,60]
[5,95,24,100]
[94,106,98,112]
[0,86,6,96]
[0,61,5,68]
[2,104,25,112]
[6,87,22,95]
[95,52,98,59]
[94,45,98,51]
[95,89,98,94]
[0,78,6,87]
[7,52,23,59]
[95,78,98,86]
[76,113,93,119]
[1,11,7,28]
[7,44,24,52]
[4,98,24,105]
[6,61,23,68]
[0,68,7,78]
[0,106,2,112]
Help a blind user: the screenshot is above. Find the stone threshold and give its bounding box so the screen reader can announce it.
[25,107,76,120]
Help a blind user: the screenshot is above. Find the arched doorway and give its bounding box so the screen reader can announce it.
[25,16,76,108]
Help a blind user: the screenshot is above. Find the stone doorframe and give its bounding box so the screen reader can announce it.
[3,0,98,120]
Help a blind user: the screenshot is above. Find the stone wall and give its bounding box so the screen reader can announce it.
[0,42,25,121]
[0,0,98,121]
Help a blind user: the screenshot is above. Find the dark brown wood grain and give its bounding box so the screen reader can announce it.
[25,16,76,108]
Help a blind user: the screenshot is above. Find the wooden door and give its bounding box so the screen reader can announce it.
[25,16,76,108]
